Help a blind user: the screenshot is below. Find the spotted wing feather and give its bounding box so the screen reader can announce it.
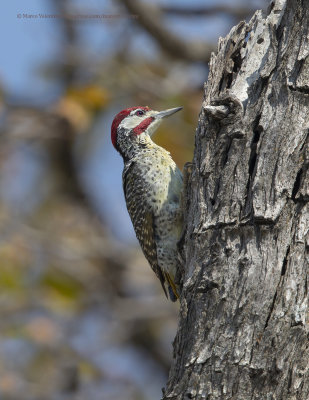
[123,162,168,298]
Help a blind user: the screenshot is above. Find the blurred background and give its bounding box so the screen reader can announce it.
[0,0,267,399]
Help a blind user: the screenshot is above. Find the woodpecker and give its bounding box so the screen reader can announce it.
[111,106,183,301]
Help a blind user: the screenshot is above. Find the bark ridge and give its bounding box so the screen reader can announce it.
[164,1,309,399]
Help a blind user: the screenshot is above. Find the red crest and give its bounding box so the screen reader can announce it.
[111,106,150,148]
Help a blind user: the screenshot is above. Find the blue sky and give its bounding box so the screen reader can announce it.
[0,0,264,101]
[0,0,266,242]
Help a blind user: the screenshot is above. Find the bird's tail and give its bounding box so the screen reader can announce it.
[164,271,179,302]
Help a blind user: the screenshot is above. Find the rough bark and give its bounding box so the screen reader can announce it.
[164,1,309,399]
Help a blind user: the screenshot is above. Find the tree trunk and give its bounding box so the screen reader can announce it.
[164,1,309,399]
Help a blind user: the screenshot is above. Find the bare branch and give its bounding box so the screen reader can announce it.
[119,0,215,63]
[162,5,256,20]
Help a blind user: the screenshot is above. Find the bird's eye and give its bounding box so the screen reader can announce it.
[136,110,145,116]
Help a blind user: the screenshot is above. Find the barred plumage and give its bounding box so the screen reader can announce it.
[111,106,183,301]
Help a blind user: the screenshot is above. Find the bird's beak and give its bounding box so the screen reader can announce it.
[155,106,183,119]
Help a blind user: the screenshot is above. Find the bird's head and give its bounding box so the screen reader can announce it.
[111,106,182,159]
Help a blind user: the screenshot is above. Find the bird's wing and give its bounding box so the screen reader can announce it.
[123,162,168,298]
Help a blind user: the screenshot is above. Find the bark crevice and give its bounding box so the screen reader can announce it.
[164,1,309,399]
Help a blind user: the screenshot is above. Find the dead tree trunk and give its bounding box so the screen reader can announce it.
[164,1,309,399]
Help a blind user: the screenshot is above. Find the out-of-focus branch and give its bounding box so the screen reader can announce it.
[51,0,79,87]
[119,0,215,63]
[161,5,256,20]
[2,106,86,201]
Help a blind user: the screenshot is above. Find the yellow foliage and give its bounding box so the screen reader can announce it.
[67,85,109,111]
[54,85,109,132]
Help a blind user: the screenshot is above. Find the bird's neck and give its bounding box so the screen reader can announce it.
[120,136,164,163]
